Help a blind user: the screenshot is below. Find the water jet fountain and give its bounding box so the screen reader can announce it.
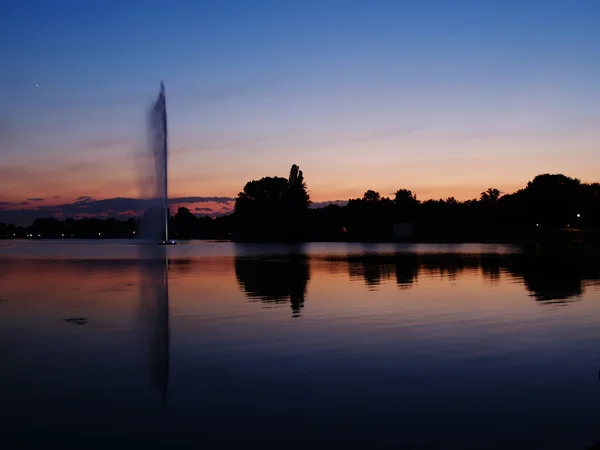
[139,82,176,245]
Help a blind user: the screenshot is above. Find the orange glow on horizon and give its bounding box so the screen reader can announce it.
[4,126,600,213]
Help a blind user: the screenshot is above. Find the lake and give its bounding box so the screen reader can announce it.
[2,240,600,449]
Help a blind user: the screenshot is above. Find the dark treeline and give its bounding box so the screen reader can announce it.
[233,167,600,243]
[0,210,235,240]
[2,165,600,242]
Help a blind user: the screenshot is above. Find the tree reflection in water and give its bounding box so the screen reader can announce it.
[235,248,600,317]
[234,254,310,318]
[335,251,600,305]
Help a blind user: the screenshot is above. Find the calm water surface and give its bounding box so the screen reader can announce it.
[2,240,600,449]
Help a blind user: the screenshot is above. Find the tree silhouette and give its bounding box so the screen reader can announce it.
[286,164,311,210]
[480,188,500,202]
[394,189,418,206]
[285,164,311,240]
[363,190,381,202]
[233,165,311,240]
[526,174,582,227]
[235,176,289,214]
[171,207,198,237]
[393,189,419,222]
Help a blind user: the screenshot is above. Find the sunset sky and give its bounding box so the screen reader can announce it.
[1,0,599,223]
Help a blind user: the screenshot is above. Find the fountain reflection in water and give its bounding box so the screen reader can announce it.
[137,244,170,407]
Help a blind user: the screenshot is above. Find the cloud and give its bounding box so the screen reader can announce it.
[310,200,348,208]
[0,200,31,210]
[0,195,235,225]
[36,197,144,215]
[0,194,345,224]
[169,196,234,205]
[27,198,44,202]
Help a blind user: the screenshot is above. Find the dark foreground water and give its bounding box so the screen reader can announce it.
[2,240,600,449]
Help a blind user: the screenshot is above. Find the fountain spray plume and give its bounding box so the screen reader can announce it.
[138,82,174,244]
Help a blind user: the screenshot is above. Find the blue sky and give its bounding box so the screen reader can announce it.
[1,0,599,221]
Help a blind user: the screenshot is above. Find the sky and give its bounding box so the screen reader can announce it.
[0,0,599,223]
